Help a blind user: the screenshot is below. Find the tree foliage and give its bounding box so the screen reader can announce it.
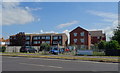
[112,24,120,44]
[106,40,120,50]
[98,41,106,50]
[40,43,51,51]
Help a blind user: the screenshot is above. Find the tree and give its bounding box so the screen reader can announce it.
[112,24,120,44]
[40,43,51,53]
[98,41,106,50]
[106,40,120,50]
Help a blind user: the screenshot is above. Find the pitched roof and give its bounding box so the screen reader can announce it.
[89,30,105,37]
[70,26,88,33]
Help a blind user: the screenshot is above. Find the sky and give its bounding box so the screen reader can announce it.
[1,2,118,42]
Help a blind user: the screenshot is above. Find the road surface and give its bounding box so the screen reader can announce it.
[2,56,119,71]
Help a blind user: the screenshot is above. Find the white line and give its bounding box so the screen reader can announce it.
[48,66,62,68]
[28,58,41,59]
[43,59,59,61]
[60,60,72,62]
[19,63,63,69]
[75,61,118,64]
[7,57,20,58]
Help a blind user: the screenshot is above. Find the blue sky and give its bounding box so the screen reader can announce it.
[2,2,118,41]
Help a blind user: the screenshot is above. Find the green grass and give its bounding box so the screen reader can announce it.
[93,51,105,56]
[1,52,119,63]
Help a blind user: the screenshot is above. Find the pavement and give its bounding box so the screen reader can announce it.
[2,56,119,71]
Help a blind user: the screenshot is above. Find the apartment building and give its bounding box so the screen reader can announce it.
[70,27,91,49]
[9,32,68,47]
[89,31,106,44]
[69,26,106,49]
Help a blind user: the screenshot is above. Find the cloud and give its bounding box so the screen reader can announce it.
[57,21,79,29]
[25,6,42,11]
[1,2,35,25]
[40,30,57,33]
[88,10,118,41]
[88,10,117,19]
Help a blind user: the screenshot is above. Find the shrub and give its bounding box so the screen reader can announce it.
[106,40,120,50]
[1,46,6,52]
[98,41,106,50]
[40,43,51,51]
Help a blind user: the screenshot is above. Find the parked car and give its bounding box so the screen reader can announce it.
[20,46,37,53]
[49,47,64,55]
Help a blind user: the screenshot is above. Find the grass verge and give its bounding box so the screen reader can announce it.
[1,53,119,63]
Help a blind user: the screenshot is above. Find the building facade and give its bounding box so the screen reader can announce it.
[70,27,91,49]
[89,31,106,44]
[9,32,68,47]
[70,27,106,49]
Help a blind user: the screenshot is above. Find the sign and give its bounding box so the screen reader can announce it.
[76,50,93,55]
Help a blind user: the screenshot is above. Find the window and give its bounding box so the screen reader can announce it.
[81,45,85,49]
[80,39,84,43]
[14,37,16,39]
[33,36,37,40]
[10,37,12,39]
[74,33,77,36]
[26,41,30,44]
[26,36,30,40]
[74,39,77,43]
[42,41,45,43]
[59,41,62,44]
[46,41,50,44]
[38,36,40,40]
[53,36,58,40]
[53,41,58,44]
[59,36,62,39]
[80,32,84,36]
[33,41,37,44]
[97,36,100,39]
[46,36,50,40]
[41,36,45,39]
[38,41,40,44]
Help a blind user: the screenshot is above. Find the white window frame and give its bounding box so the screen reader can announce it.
[80,32,84,36]
[46,41,50,44]
[53,41,58,44]
[37,41,40,44]
[26,41,30,44]
[74,33,77,36]
[41,36,45,39]
[53,36,58,40]
[33,41,37,44]
[46,36,50,40]
[81,45,85,49]
[42,41,45,43]
[33,36,38,40]
[74,39,77,43]
[80,39,84,43]
[38,36,40,40]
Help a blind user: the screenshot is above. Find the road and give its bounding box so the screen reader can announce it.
[2,56,119,71]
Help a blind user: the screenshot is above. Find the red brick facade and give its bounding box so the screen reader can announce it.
[89,31,106,44]
[70,27,106,49]
[70,27,91,49]
[10,32,68,47]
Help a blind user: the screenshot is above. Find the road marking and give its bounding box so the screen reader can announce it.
[60,60,71,62]
[28,58,41,59]
[7,57,20,58]
[19,63,62,69]
[75,61,118,65]
[43,59,59,61]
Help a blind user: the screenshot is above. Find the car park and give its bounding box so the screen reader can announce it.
[49,47,64,55]
[20,46,37,53]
